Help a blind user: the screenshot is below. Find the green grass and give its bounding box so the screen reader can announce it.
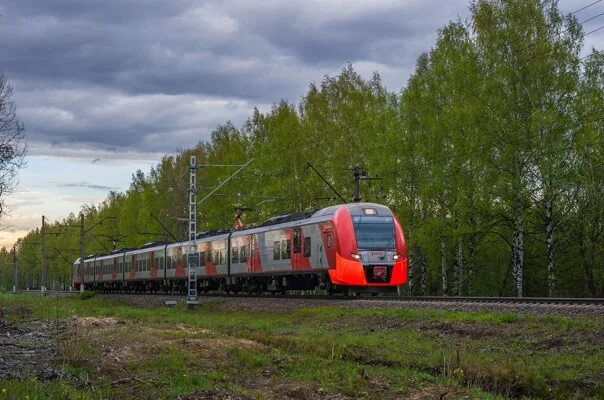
[0,294,602,399]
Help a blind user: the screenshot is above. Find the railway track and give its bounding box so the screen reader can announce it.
[11,289,604,306]
[200,294,604,306]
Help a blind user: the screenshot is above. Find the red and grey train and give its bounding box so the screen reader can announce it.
[72,203,408,294]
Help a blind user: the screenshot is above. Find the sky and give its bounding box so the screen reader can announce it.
[0,0,602,248]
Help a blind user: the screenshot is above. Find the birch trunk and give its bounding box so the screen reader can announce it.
[441,237,448,296]
[419,247,427,295]
[407,246,414,293]
[512,202,524,297]
[467,234,475,295]
[544,197,555,297]
[455,237,464,296]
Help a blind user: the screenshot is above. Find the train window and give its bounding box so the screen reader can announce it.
[220,249,226,265]
[304,237,312,257]
[213,250,219,264]
[273,241,280,260]
[293,228,301,253]
[232,247,239,263]
[240,246,247,262]
[327,234,332,248]
[281,240,291,260]
[200,251,205,265]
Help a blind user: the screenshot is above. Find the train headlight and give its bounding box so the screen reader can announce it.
[393,254,401,261]
[350,253,361,260]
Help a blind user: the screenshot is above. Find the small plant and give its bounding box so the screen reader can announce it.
[77,291,96,300]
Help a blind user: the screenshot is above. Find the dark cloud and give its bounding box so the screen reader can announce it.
[0,0,599,157]
[54,181,117,191]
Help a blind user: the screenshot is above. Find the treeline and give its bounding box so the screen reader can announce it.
[5,0,603,296]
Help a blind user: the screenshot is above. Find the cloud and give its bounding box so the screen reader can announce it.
[0,0,599,158]
[54,182,117,191]
[0,0,476,157]
[15,84,269,155]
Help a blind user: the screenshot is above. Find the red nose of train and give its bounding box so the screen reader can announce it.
[328,203,408,287]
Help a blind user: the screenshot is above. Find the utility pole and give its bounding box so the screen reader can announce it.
[352,168,362,202]
[12,244,17,293]
[41,215,47,292]
[350,167,381,203]
[79,213,85,292]
[184,156,254,305]
[187,155,198,307]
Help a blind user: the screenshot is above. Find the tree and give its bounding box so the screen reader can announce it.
[0,72,26,220]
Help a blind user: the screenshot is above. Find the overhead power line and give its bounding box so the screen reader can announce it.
[571,0,602,15]
[580,50,602,60]
[578,10,604,24]
[585,24,604,36]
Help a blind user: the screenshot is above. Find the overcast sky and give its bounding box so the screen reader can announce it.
[0,0,602,248]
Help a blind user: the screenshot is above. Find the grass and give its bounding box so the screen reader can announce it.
[0,294,602,399]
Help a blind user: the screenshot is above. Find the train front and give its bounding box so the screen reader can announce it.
[328,203,407,289]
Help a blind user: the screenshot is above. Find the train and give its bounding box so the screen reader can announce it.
[72,202,408,294]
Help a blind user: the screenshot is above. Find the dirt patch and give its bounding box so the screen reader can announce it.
[63,320,264,380]
[341,315,604,352]
[73,316,123,328]
[175,323,212,335]
[232,378,354,400]
[0,316,65,380]
[183,390,255,400]
[401,384,464,400]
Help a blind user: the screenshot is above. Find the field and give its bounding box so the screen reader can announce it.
[0,294,602,400]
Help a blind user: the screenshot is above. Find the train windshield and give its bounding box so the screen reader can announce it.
[353,216,395,250]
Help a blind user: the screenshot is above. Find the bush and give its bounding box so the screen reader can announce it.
[77,291,96,300]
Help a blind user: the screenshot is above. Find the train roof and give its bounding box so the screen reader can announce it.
[196,229,229,239]
[255,210,317,228]
[139,241,171,249]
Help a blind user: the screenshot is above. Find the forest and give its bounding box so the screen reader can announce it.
[3,0,603,297]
